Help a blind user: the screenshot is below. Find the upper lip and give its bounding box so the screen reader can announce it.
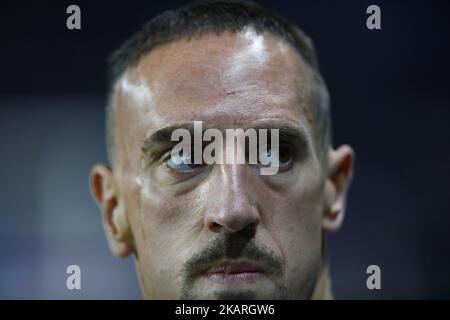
[203,261,265,275]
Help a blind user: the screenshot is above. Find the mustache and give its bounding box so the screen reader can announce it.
[183,232,284,279]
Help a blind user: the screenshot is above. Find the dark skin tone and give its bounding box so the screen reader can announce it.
[91,29,354,299]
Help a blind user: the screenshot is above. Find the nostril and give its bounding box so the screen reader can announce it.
[206,201,261,234]
[208,219,258,238]
[208,221,223,233]
[241,223,257,239]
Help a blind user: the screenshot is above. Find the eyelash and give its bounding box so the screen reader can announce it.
[161,142,297,171]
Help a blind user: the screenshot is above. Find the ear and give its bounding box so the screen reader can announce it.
[322,145,354,233]
[90,164,134,257]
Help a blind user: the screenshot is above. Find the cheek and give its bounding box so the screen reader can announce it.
[265,171,325,276]
[129,183,207,298]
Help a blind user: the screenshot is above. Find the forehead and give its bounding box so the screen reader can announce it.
[114,29,314,140]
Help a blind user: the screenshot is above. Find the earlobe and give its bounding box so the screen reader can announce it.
[90,164,134,257]
[322,145,354,233]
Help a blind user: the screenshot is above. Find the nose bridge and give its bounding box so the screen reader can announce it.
[224,163,252,211]
[206,162,260,233]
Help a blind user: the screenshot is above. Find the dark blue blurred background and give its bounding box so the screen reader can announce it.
[0,0,449,299]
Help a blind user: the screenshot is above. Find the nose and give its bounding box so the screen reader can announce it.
[205,163,260,235]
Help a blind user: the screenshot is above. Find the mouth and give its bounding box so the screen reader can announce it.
[201,260,266,285]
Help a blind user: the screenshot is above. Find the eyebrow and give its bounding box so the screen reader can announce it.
[141,121,310,161]
[251,123,309,143]
[141,123,203,161]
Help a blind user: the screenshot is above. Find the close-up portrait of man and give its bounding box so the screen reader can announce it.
[1,0,449,303]
[90,0,354,299]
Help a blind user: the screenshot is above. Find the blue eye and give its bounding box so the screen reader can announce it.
[257,144,294,170]
[278,144,294,164]
[165,150,206,172]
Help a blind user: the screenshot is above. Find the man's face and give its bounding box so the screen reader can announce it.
[105,29,333,299]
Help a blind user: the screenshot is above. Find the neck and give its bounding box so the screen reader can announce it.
[310,257,333,299]
[310,235,333,300]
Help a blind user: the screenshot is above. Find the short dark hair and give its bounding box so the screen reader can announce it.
[106,0,331,166]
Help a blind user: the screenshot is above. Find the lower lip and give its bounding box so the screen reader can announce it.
[202,271,265,285]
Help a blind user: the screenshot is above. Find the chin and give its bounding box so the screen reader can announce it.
[182,277,286,300]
